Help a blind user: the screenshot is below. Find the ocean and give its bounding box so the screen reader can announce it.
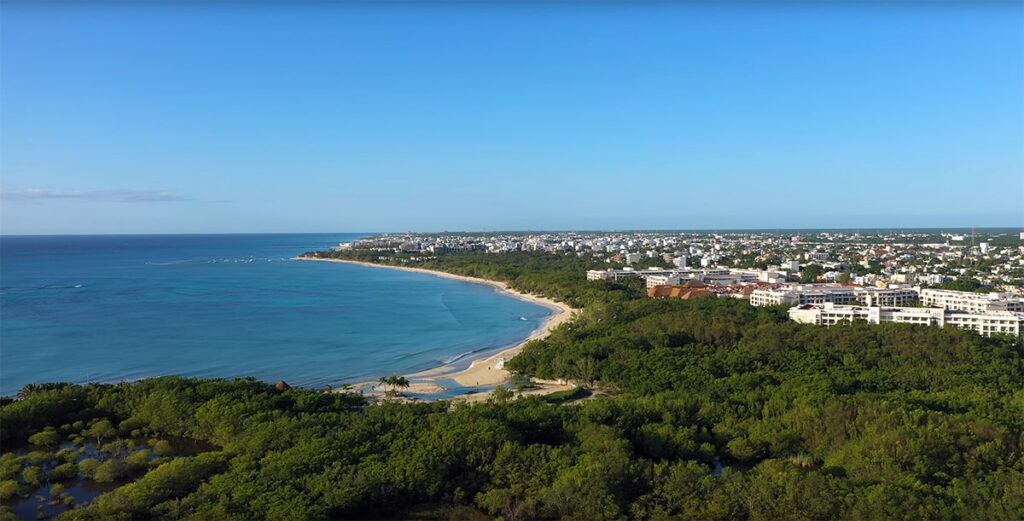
[0,234,552,396]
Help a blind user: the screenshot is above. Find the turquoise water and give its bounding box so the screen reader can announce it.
[0,234,551,396]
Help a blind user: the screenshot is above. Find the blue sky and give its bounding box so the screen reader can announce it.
[1,2,1022,234]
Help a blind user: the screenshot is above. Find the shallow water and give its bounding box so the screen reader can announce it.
[0,234,551,396]
[2,437,217,519]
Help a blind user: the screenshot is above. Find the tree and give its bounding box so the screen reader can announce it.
[378,374,411,397]
[93,459,126,483]
[21,466,44,487]
[575,357,598,386]
[87,420,117,448]
[490,386,514,403]
[77,458,100,479]
[799,264,825,283]
[28,428,60,447]
[0,481,18,500]
[50,464,77,481]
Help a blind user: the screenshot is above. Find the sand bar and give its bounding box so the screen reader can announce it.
[296,257,575,391]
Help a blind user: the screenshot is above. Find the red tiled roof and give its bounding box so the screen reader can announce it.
[648,285,715,299]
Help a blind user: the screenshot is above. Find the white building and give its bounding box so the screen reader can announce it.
[858,287,919,307]
[645,274,687,289]
[788,302,1024,337]
[750,285,860,306]
[587,267,678,282]
[750,284,917,307]
[918,288,1024,313]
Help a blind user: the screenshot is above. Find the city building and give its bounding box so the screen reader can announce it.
[647,280,715,299]
[750,284,860,306]
[788,302,1023,337]
[750,284,918,307]
[918,288,1024,313]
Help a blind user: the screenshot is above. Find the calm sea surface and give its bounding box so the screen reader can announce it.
[0,234,551,396]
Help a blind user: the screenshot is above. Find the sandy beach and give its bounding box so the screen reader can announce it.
[296,256,575,398]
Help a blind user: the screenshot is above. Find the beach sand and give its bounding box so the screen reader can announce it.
[296,256,575,399]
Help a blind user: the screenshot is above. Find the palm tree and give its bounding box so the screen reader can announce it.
[378,374,411,396]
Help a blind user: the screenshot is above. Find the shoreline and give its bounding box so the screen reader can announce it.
[295,256,575,397]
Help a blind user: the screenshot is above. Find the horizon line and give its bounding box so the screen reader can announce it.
[2,226,1024,237]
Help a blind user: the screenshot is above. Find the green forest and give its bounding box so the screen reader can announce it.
[1,250,1022,520]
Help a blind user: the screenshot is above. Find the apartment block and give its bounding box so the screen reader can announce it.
[918,288,1024,313]
[788,302,1023,337]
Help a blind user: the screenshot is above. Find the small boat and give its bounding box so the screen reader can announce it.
[519,316,527,321]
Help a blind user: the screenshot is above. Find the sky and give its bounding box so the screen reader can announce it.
[1,2,1022,234]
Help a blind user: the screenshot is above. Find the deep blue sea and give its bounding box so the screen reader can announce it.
[0,234,551,396]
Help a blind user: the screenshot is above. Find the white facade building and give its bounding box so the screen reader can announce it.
[750,285,860,306]
[918,288,1024,313]
[788,302,1024,337]
[750,284,917,307]
[645,274,686,289]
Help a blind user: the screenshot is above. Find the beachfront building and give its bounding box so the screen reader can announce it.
[918,288,1024,313]
[944,312,1024,337]
[587,267,679,281]
[750,284,860,307]
[750,284,918,307]
[788,302,1024,337]
[588,266,787,287]
[858,287,920,307]
[643,269,728,288]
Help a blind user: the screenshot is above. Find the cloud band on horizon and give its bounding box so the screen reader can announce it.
[0,189,188,202]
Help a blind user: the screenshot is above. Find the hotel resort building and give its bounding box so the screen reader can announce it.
[586,267,785,288]
[788,302,1024,337]
[748,284,918,307]
[918,288,1024,313]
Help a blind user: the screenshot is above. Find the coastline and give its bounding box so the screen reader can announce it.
[295,256,575,397]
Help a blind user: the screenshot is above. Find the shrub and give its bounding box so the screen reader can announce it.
[93,459,126,483]
[152,440,173,457]
[127,449,152,470]
[21,466,44,487]
[77,458,100,479]
[0,454,24,481]
[0,480,19,500]
[27,429,60,447]
[55,448,77,464]
[50,463,78,481]
[26,451,53,466]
